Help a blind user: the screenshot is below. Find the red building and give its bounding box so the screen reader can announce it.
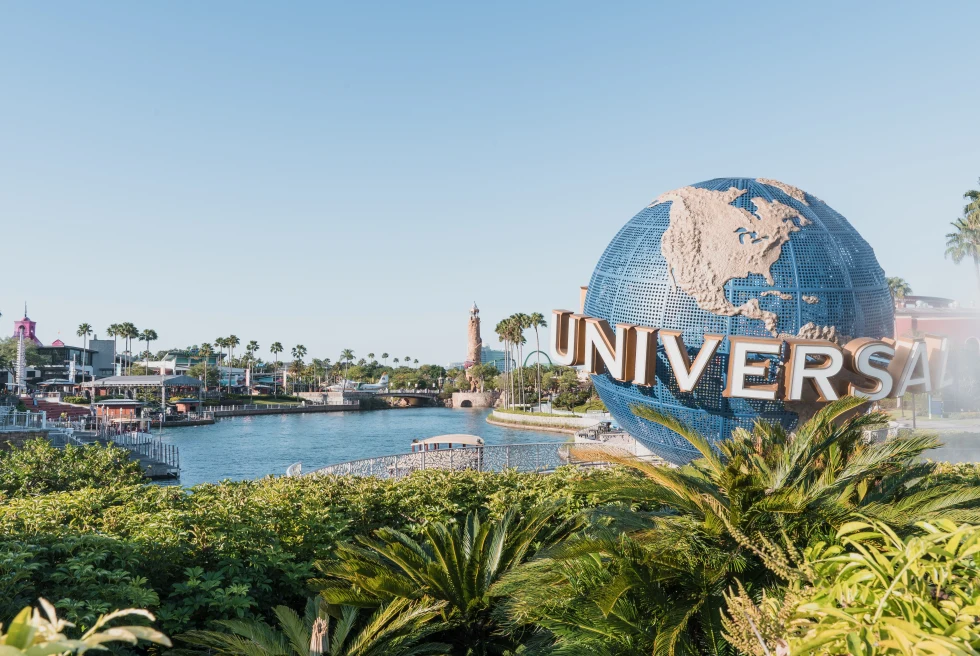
[894,296,980,353]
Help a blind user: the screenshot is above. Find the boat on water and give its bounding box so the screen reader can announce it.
[410,434,484,452]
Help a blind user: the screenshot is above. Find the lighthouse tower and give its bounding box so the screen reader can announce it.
[466,302,483,368]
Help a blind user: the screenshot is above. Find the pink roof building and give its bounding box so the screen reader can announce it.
[12,305,42,346]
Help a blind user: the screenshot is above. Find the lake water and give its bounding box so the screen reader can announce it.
[158,407,568,486]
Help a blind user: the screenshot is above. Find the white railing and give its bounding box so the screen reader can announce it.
[0,411,46,431]
[206,401,358,413]
[304,442,655,480]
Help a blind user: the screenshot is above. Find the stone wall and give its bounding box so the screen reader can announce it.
[0,430,51,450]
[452,391,498,409]
[487,410,598,432]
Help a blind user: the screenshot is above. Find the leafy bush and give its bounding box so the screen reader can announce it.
[0,440,144,498]
[62,396,89,405]
[0,459,636,636]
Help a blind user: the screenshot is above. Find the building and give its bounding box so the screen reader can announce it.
[145,350,222,375]
[447,347,513,371]
[894,296,980,352]
[6,310,116,387]
[12,306,42,346]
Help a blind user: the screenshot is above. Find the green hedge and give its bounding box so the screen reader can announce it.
[0,439,637,634]
[61,396,89,405]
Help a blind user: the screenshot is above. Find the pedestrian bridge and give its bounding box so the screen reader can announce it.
[286,441,658,480]
[375,390,441,399]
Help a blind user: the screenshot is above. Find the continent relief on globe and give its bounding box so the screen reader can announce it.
[657,180,835,340]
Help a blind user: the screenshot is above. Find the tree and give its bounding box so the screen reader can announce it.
[945,216,980,293]
[215,337,228,393]
[76,323,92,378]
[367,352,375,362]
[198,343,213,389]
[246,340,259,386]
[270,342,284,395]
[393,358,399,366]
[226,335,240,385]
[120,323,138,375]
[138,329,158,373]
[886,276,912,301]
[180,597,448,656]
[413,359,418,367]
[528,312,547,411]
[381,353,389,366]
[500,397,980,655]
[340,349,354,386]
[106,324,120,373]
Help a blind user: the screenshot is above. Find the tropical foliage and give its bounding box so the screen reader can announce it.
[7,396,980,654]
[0,598,169,655]
[180,597,449,656]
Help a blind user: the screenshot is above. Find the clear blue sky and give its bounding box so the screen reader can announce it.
[2,1,978,364]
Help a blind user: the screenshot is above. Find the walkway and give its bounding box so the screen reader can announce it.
[291,441,655,480]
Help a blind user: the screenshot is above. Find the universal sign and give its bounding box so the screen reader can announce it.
[549,309,951,403]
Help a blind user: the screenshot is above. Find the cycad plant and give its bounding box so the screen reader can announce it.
[497,397,980,655]
[180,597,448,656]
[316,505,580,654]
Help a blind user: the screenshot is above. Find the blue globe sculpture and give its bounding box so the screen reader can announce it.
[584,177,894,464]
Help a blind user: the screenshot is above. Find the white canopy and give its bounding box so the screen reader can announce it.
[414,434,484,447]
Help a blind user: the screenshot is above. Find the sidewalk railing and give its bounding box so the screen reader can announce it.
[0,411,46,431]
[205,401,358,413]
[109,431,180,471]
[304,442,657,480]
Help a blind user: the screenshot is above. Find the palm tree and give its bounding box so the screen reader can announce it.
[403,356,411,368]
[381,353,389,366]
[393,358,400,367]
[945,206,980,293]
[340,349,355,387]
[528,312,547,412]
[246,340,259,387]
[198,342,213,389]
[180,597,449,656]
[138,329,158,372]
[215,337,228,393]
[495,319,512,408]
[76,323,92,378]
[290,345,307,392]
[508,397,980,655]
[886,276,912,301]
[318,505,578,653]
[270,342,284,395]
[120,322,138,374]
[511,313,531,408]
[367,352,375,362]
[226,335,240,387]
[413,358,418,367]
[106,324,120,373]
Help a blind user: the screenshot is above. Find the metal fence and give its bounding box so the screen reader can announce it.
[109,431,180,471]
[0,411,46,431]
[305,442,650,480]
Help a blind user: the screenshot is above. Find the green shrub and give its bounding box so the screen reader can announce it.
[62,396,89,405]
[0,455,636,636]
[0,439,144,498]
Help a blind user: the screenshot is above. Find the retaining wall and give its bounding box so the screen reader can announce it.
[487,410,599,432]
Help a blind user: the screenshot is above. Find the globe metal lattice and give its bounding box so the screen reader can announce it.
[584,178,894,464]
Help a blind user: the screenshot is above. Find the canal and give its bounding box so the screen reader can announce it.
[158,407,568,486]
